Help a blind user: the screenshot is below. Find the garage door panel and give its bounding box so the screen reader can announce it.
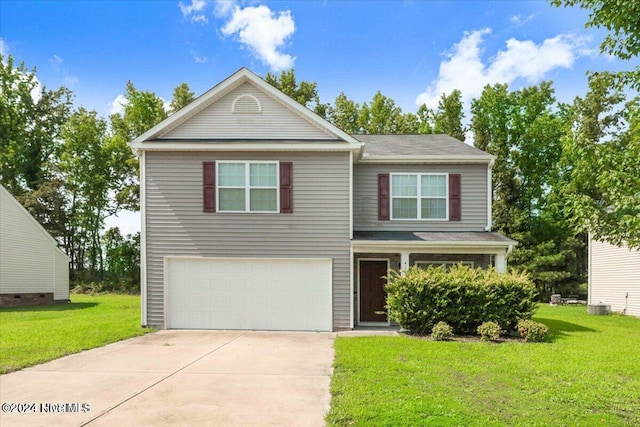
[166,258,332,331]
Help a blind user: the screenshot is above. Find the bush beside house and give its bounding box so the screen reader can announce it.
[386,265,537,335]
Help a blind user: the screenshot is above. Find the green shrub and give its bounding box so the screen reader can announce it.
[477,321,503,341]
[385,265,537,334]
[517,319,549,342]
[431,321,454,340]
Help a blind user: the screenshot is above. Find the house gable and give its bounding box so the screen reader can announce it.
[130,68,362,152]
[161,82,334,140]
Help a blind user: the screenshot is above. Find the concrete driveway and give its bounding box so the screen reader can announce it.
[0,331,336,427]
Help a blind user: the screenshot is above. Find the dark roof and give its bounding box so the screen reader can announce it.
[353,134,491,158]
[353,231,517,245]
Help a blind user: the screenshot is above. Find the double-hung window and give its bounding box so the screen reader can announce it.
[217,161,278,212]
[391,173,448,220]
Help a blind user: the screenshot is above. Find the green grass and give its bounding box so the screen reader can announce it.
[327,305,640,426]
[0,294,154,374]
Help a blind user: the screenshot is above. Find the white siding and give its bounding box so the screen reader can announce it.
[589,238,640,317]
[161,83,336,141]
[145,151,351,330]
[0,186,69,299]
[54,249,70,301]
[353,163,489,232]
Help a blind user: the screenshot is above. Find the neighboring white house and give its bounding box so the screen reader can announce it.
[0,184,69,307]
[589,236,640,317]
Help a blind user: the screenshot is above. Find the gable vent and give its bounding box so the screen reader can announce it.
[232,94,262,114]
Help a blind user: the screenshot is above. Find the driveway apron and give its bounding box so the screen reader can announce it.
[0,330,336,426]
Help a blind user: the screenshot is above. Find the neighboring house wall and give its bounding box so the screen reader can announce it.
[0,185,69,305]
[144,151,351,328]
[161,83,335,140]
[589,238,640,317]
[353,163,488,232]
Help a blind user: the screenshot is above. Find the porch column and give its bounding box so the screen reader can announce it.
[495,252,506,273]
[400,252,410,272]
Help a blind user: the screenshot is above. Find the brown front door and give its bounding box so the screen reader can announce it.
[359,260,388,322]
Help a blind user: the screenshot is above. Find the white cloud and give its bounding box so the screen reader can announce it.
[49,54,63,71]
[509,14,534,28]
[179,0,208,23]
[162,98,171,113]
[191,50,208,63]
[214,0,235,17]
[220,4,295,71]
[64,75,79,85]
[0,37,8,57]
[416,28,589,109]
[110,94,128,116]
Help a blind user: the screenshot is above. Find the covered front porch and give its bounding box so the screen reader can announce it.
[351,231,516,327]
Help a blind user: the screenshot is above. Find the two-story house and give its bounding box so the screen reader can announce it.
[131,68,515,332]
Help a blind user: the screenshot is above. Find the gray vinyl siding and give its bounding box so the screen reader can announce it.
[353,163,489,232]
[589,238,640,317]
[161,83,335,140]
[145,151,351,330]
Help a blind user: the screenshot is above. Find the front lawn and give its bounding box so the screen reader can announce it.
[328,305,640,426]
[0,294,153,374]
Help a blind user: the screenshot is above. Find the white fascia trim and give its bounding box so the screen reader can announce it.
[349,245,354,329]
[358,155,494,164]
[131,142,362,152]
[349,151,354,239]
[140,151,147,326]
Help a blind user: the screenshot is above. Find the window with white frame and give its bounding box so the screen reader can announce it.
[415,261,474,270]
[391,173,448,220]
[217,161,278,212]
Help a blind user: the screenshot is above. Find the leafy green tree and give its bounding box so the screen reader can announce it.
[434,89,466,141]
[169,82,195,114]
[416,104,435,134]
[560,72,640,248]
[359,91,405,134]
[471,82,585,298]
[550,0,640,60]
[326,92,361,133]
[103,227,140,291]
[265,69,320,108]
[60,108,113,274]
[109,81,167,211]
[0,54,72,194]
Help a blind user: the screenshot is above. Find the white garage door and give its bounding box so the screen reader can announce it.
[166,257,332,331]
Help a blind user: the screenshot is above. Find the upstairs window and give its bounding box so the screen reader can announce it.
[217,161,278,212]
[390,173,448,220]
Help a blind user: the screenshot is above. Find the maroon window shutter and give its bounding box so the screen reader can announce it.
[203,162,215,212]
[449,173,461,221]
[280,162,293,213]
[378,174,390,220]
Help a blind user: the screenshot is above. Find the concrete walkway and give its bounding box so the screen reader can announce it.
[0,331,336,427]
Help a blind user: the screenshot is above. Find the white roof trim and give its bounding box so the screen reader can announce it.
[131,68,362,149]
[132,142,361,152]
[358,154,495,164]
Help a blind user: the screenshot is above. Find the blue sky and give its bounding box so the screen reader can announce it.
[2,0,635,117]
[1,0,636,233]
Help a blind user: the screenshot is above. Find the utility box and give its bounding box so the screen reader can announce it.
[587,304,610,315]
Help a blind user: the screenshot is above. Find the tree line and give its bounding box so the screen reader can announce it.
[1,0,637,297]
